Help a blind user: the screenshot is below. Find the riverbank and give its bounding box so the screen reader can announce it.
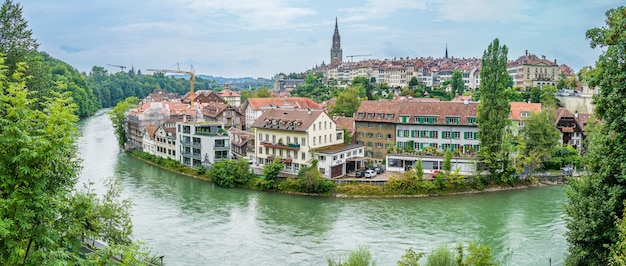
[127,150,566,198]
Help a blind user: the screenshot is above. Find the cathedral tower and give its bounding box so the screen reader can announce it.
[330,17,342,65]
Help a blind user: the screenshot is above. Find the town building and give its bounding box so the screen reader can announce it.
[242,97,322,130]
[153,121,177,160]
[251,109,362,178]
[217,87,241,107]
[125,101,197,150]
[181,90,225,105]
[354,101,399,161]
[507,50,559,90]
[555,108,586,153]
[142,125,158,155]
[200,103,245,130]
[509,102,542,134]
[175,121,230,168]
[229,127,255,162]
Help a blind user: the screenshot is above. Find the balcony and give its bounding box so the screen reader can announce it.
[180,152,202,159]
[180,140,201,147]
[266,156,293,163]
[214,144,230,150]
[261,142,300,151]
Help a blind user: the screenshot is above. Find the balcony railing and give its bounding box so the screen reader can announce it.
[180,140,201,147]
[261,142,300,151]
[214,144,230,150]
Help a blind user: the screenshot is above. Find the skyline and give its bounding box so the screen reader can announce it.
[20,0,622,78]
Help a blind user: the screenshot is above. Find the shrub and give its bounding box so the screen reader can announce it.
[328,246,375,266]
[426,245,455,266]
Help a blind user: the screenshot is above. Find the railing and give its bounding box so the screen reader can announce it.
[214,144,230,150]
[180,140,201,147]
[261,142,300,150]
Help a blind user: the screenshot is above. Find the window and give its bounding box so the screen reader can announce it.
[313,138,316,145]
[376,142,383,148]
[400,116,410,123]
[466,117,477,124]
[521,111,530,118]
[319,168,326,174]
[387,134,393,139]
[385,143,391,148]
[340,153,344,159]
[464,131,478,139]
[367,123,373,128]
[182,125,191,134]
[324,121,327,129]
[287,136,291,143]
[446,117,460,124]
[387,124,392,130]
[357,122,364,128]
[265,134,269,142]
[265,147,269,154]
[294,137,299,144]
[376,113,383,119]
[366,113,374,118]
[442,131,451,139]
[313,124,316,130]
[367,142,372,147]
[376,133,382,138]
[358,113,364,118]
[366,132,374,138]
[279,149,283,157]
[319,155,326,161]
[272,135,276,143]
[386,114,394,120]
[324,135,327,143]
[301,152,306,160]
[357,132,364,137]
[333,155,337,160]
[404,130,409,137]
[337,132,342,140]
[357,141,364,145]
[302,137,306,146]
[377,124,383,129]
[453,131,460,139]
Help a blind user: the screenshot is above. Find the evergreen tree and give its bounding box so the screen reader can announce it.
[450,70,464,97]
[477,38,511,181]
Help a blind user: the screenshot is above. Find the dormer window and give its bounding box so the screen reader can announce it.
[521,111,530,118]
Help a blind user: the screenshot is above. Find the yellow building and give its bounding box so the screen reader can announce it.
[508,50,559,90]
[251,109,344,175]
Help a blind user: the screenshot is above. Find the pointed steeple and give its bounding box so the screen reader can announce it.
[331,17,342,65]
[445,43,448,59]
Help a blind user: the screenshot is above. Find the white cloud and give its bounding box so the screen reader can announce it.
[428,0,531,23]
[341,0,428,22]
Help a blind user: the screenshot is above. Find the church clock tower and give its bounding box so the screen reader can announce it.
[330,17,342,65]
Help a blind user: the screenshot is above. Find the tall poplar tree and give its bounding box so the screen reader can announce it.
[565,6,626,265]
[477,38,511,180]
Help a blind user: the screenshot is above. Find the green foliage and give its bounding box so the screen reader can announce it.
[0,0,38,75]
[209,159,254,188]
[426,245,455,266]
[353,76,375,100]
[520,110,560,166]
[443,149,452,173]
[263,159,284,182]
[565,7,626,265]
[477,38,511,180]
[450,70,465,97]
[0,56,143,264]
[398,247,424,266]
[610,207,626,265]
[539,85,558,108]
[108,96,139,147]
[328,246,376,266]
[415,159,424,180]
[331,86,362,117]
[343,127,352,144]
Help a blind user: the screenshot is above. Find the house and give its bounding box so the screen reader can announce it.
[154,120,177,160]
[182,90,224,105]
[242,97,322,130]
[554,107,584,152]
[509,102,542,134]
[229,127,255,161]
[334,116,356,144]
[125,101,197,150]
[507,50,559,90]
[142,125,158,155]
[314,143,365,178]
[354,100,400,160]
[217,88,241,107]
[175,121,230,168]
[251,109,362,178]
[200,103,245,130]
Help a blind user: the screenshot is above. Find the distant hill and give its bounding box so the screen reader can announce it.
[168,74,274,89]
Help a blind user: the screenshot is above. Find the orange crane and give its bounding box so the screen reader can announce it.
[146,64,196,107]
[107,64,127,72]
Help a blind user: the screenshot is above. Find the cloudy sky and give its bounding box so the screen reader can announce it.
[20,0,621,78]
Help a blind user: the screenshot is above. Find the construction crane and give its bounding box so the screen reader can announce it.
[107,64,127,72]
[146,64,196,107]
[346,54,372,62]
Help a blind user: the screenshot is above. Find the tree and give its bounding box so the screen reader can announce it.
[108,96,139,147]
[443,149,453,174]
[539,85,558,108]
[255,87,272,98]
[331,86,361,117]
[0,0,38,75]
[477,38,511,180]
[263,159,284,182]
[520,110,560,170]
[408,76,420,88]
[450,70,465,97]
[0,58,142,264]
[565,6,626,266]
[352,76,374,100]
[343,127,352,144]
[414,159,424,180]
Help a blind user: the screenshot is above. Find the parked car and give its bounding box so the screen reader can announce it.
[365,169,377,178]
[355,170,365,178]
[374,167,384,174]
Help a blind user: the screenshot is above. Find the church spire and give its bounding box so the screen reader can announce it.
[445,43,448,59]
[331,17,342,65]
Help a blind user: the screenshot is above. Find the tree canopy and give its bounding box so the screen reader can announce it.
[565,6,626,265]
[477,38,511,180]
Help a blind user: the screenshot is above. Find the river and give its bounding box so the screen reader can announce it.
[77,109,567,265]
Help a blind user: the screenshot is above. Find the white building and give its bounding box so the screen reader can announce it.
[242,97,322,130]
[315,144,365,178]
[251,109,363,178]
[175,121,230,168]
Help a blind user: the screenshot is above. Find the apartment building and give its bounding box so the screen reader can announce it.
[242,97,321,130]
[175,121,230,168]
[508,50,559,90]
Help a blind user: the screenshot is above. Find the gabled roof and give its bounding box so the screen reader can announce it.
[356,100,478,125]
[201,103,242,118]
[509,102,542,121]
[143,125,158,139]
[245,97,321,111]
[250,108,326,132]
[229,127,254,146]
[217,89,240,97]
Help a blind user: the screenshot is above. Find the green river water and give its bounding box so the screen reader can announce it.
[78,110,567,265]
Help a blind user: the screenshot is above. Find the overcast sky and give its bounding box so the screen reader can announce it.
[20,0,621,78]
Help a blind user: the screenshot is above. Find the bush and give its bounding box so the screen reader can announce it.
[426,245,455,266]
[336,184,385,197]
[328,246,375,266]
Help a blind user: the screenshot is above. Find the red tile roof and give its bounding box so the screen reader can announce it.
[509,102,542,121]
[245,97,322,111]
[250,108,326,131]
[217,89,240,97]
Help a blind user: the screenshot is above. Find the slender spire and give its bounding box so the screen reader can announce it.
[334,17,339,36]
[445,43,448,59]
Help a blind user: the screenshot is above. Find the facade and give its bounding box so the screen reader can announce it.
[142,125,158,155]
[201,103,245,130]
[217,88,241,107]
[330,17,342,65]
[508,50,559,90]
[242,97,322,130]
[229,127,255,161]
[555,108,585,153]
[315,144,365,178]
[509,102,542,134]
[182,90,225,105]
[251,109,346,177]
[354,101,399,161]
[154,121,177,160]
[175,122,230,168]
[125,101,196,150]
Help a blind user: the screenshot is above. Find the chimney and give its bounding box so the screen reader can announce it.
[542,55,546,60]
[574,110,579,119]
[554,59,557,64]
[525,50,528,56]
